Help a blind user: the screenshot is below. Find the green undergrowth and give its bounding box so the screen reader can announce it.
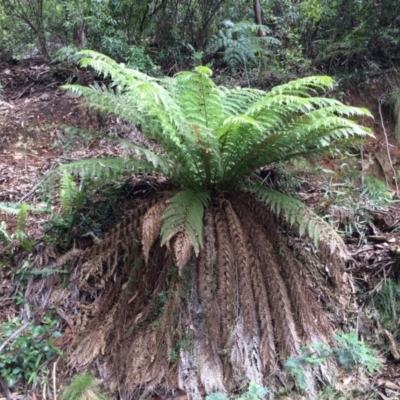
[206,382,268,400]
[42,174,140,250]
[0,316,61,388]
[372,279,400,334]
[61,373,106,400]
[285,331,382,390]
[286,156,394,240]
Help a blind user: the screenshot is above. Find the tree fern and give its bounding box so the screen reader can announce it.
[44,52,376,398]
[49,51,372,258]
[208,20,280,73]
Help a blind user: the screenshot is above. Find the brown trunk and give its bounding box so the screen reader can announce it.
[253,0,266,36]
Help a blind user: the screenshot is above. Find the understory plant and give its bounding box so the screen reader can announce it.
[0,317,61,388]
[285,331,382,390]
[206,382,268,400]
[0,202,35,250]
[372,278,400,333]
[61,373,106,400]
[43,50,371,398]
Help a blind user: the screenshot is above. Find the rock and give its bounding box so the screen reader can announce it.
[40,93,50,101]
[64,90,80,98]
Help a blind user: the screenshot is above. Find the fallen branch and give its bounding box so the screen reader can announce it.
[383,329,400,361]
[378,96,399,197]
[0,322,29,353]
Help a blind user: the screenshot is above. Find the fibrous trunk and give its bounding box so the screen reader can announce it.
[29,192,336,398]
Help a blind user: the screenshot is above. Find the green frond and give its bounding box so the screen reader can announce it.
[0,222,10,243]
[174,66,224,130]
[0,202,45,214]
[61,373,105,400]
[66,50,185,148]
[81,157,154,177]
[16,203,28,236]
[207,20,280,73]
[45,157,160,191]
[160,190,210,255]
[0,202,37,243]
[60,171,84,214]
[61,126,173,175]
[221,86,265,116]
[243,184,348,260]
[0,202,24,214]
[268,76,335,96]
[218,82,371,187]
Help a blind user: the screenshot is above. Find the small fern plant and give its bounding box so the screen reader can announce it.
[61,373,106,400]
[0,202,34,250]
[50,50,373,267]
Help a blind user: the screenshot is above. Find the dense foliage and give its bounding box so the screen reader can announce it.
[1,0,399,78]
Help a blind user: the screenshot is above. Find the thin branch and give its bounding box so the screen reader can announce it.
[378,96,399,197]
[0,322,29,353]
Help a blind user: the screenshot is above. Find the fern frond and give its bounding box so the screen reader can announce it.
[15,203,27,234]
[66,50,185,148]
[60,171,82,214]
[208,20,280,73]
[0,221,10,243]
[0,202,45,214]
[61,126,173,175]
[268,76,335,96]
[160,190,210,256]
[61,373,105,400]
[175,66,224,130]
[44,157,160,192]
[242,184,348,261]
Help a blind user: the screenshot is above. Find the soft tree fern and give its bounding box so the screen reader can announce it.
[59,49,372,261]
[46,50,373,398]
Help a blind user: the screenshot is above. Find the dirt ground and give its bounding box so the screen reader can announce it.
[2,60,400,399]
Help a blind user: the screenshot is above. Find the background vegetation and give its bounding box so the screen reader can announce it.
[1,0,400,80]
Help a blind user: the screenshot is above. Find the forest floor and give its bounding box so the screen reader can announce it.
[2,60,400,399]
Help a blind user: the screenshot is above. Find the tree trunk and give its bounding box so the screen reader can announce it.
[253,0,266,36]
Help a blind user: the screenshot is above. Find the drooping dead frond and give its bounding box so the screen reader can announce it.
[223,201,256,337]
[233,194,332,344]
[142,200,168,263]
[214,206,237,348]
[172,231,193,272]
[242,187,346,286]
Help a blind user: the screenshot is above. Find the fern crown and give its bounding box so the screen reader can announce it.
[207,20,281,72]
[59,50,372,258]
